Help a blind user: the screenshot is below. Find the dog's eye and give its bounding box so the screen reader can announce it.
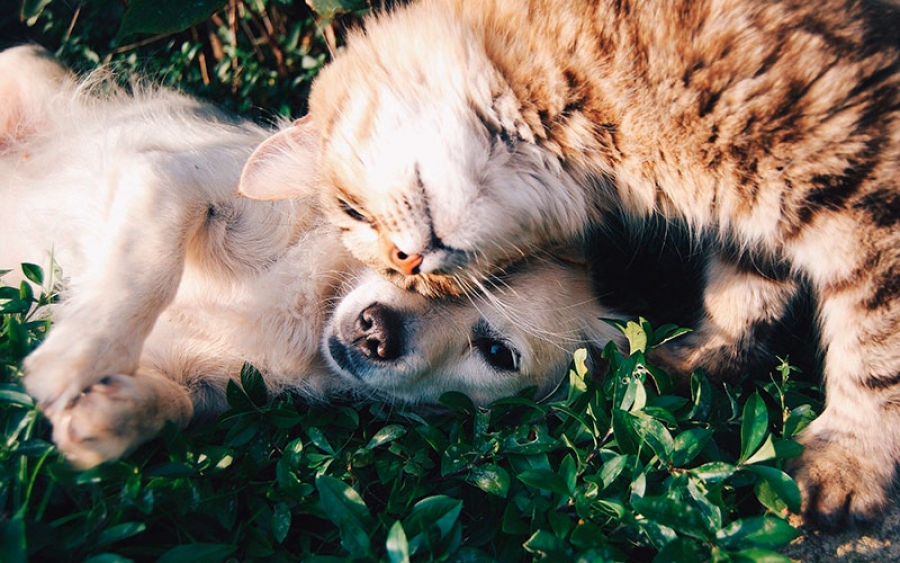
[338,198,367,222]
[474,337,520,372]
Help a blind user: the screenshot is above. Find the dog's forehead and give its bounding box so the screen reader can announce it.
[475,263,591,327]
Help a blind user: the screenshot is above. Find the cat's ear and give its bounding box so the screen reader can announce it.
[238,115,319,200]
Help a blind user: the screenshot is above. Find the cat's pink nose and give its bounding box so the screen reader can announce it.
[389,246,423,275]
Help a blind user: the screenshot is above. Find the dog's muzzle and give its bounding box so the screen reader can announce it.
[327,303,404,379]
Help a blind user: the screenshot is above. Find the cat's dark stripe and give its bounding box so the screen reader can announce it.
[855,188,900,228]
[864,268,900,311]
[864,370,900,390]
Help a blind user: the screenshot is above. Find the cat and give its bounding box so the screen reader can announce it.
[3,45,621,468]
[238,0,900,527]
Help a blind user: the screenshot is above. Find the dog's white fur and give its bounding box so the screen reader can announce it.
[2,46,620,468]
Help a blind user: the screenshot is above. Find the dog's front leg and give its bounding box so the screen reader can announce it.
[24,152,210,415]
[50,370,193,468]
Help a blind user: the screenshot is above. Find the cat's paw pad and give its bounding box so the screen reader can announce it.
[789,433,893,529]
[49,374,161,469]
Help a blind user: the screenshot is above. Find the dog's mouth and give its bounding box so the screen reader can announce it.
[326,335,363,380]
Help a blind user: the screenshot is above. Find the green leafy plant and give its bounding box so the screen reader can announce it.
[0,265,822,561]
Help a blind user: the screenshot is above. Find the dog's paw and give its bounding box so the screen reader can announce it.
[48,374,181,469]
[23,324,141,413]
[789,429,894,529]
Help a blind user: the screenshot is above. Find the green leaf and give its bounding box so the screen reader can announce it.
[612,410,641,455]
[276,458,306,498]
[773,439,804,460]
[306,0,368,19]
[633,494,713,540]
[598,454,629,489]
[118,0,229,39]
[439,391,476,414]
[614,358,646,411]
[730,548,792,563]
[688,370,712,420]
[83,555,135,563]
[690,461,737,484]
[1,513,25,563]
[96,522,146,546]
[0,286,20,300]
[1,300,31,314]
[221,412,258,446]
[386,521,410,563]
[158,544,237,563]
[652,536,708,563]
[403,496,463,553]
[672,428,713,467]
[523,530,569,556]
[744,465,802,515]
[365,424,407,450]
[469,463,510,498]
[783,404,817,438]
[0,385,35,407]
[517,469,571,496]
[743,435,777,465]
[21,263,43,285]
[567,348,590,402]
[315,475,373,557]
[224,379,254,412]
[739,393,769,463]
[651,324,692,348]
[240,363,268,407]
[20,0,53,23]
[685,477,723,533]
[272,501,291,544]
[715,516,798,550]
[620,319,649,354]
[307,427,336,455]
[630,414,674,464]
[441,443,475,475]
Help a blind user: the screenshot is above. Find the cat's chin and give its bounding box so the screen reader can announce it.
[384,269,469,298]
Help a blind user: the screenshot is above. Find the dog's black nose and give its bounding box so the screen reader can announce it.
[351,303,401,361]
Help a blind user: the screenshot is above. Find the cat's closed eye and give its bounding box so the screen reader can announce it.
[338,198,369,223]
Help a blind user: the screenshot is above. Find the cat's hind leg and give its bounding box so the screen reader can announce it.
[787,214,900,527]
[789,280,900,527]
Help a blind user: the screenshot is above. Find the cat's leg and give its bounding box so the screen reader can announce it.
[784,214,900,527]
[789,276,900,527]
[649,255,799,379]
[23,153,210,414]
[49,369,193,469]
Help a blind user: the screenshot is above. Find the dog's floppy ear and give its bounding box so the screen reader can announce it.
[238,115,319,200]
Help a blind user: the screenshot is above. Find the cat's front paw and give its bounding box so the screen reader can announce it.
[49,374,190,469]
[789,428,895,529]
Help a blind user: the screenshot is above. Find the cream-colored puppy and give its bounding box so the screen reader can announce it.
[2,46,620,469]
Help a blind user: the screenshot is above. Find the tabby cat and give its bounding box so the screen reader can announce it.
[239,0,900,527]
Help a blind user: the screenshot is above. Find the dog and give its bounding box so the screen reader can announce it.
[1,46,621,469]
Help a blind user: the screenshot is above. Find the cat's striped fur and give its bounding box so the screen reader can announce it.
[240,0,900,527]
